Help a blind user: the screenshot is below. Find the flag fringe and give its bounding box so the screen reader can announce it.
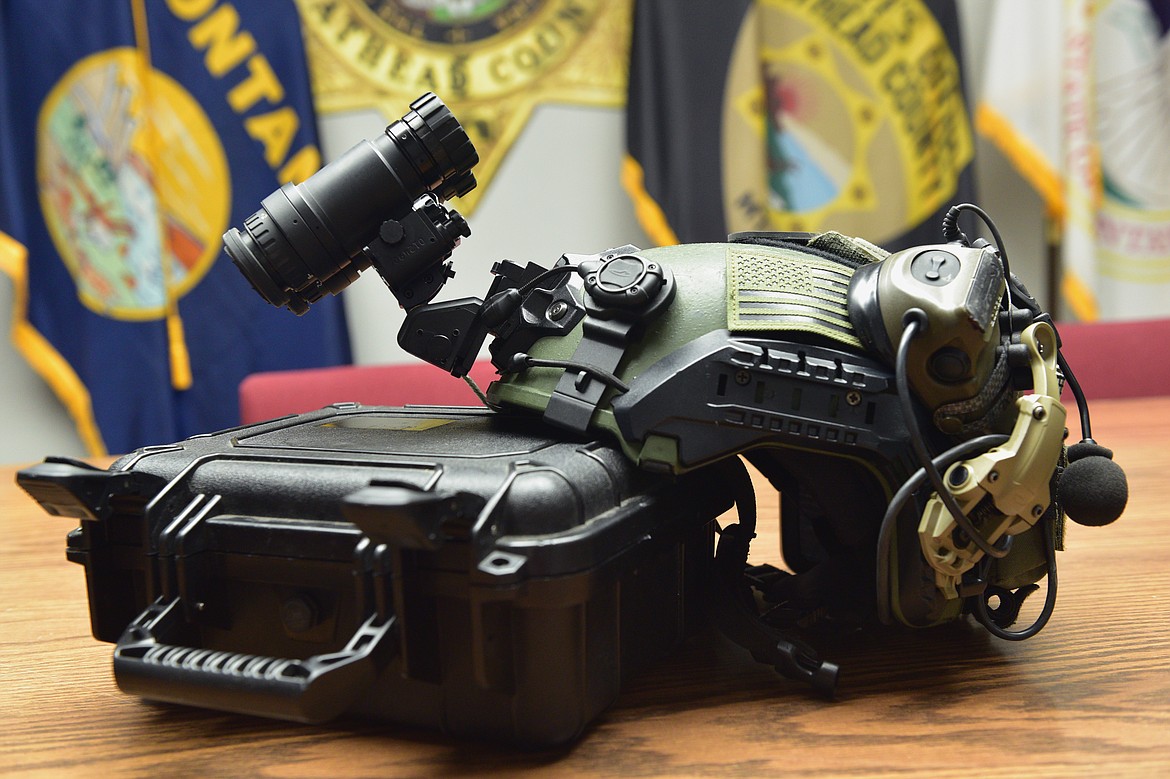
[620,155,681,247]
[1061,270,1100,322]
[975,103,1065,220]
[0,230,108,456]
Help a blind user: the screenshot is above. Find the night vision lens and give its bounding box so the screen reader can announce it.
[223,92,478,315]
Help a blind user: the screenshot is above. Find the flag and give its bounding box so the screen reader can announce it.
[979,0,1170,321]
[0,0,350,456]
[1066,0,1170,320]
[623,0,976,252]
[294,0,634,215]
[974,0,1065,218]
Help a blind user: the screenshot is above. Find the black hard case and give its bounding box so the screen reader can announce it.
[20,405,727,747]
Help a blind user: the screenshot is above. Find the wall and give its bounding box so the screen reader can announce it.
[0,0,1045,465]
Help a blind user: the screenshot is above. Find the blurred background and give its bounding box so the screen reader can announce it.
[0,1,1144,463]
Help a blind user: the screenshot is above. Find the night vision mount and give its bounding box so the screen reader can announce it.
[221,92,675,400]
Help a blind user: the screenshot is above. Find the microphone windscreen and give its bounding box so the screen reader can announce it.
[1059,455,1128,526]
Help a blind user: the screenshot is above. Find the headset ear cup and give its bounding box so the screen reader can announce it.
[1059,441,1128,527]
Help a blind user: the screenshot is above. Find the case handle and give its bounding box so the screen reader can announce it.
[113,597,395,723]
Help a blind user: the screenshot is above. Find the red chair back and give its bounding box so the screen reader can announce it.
[1056,318,1170,400]
[239,360,497,424]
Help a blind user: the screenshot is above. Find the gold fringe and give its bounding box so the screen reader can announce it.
[1061,271,1100,322]
[975,104,1065,220]
[166,311,193,389]
[1,230,108,456]
[620,155,680,247]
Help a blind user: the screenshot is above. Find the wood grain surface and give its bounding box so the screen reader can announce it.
[2,397,1168,777]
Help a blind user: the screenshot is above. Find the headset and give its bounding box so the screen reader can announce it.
[851,205,1127,640]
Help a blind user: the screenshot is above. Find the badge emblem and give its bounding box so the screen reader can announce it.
[721,0,973,245]
[297,0,631,213]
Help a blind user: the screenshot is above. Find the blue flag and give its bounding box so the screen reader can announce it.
[0,0,350,455]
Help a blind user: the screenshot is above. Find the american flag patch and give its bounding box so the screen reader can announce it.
[727,246,862,348]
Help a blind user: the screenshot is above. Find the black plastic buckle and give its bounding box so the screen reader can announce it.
[543,250,675,433]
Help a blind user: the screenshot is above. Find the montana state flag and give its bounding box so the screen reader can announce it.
[624,0,976,252]
[0,0,350,455]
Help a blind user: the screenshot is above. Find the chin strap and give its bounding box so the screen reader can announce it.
[704,457,840,697]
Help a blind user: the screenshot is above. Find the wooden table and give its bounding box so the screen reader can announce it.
[3,397,1168,777]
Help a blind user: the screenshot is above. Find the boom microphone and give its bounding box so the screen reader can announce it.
[1059,440,1128,527]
